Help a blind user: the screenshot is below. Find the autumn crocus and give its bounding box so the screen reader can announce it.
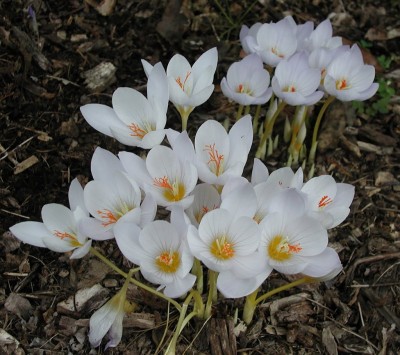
[159,47,218,130]
[80,63,168,149]
[194,115,253,186]
[323,44,378,101]
[10,179,91,259]
[114,220,196,298]
[119,145,198,209]
[221,54,273,106]
[301,175,355,229]
[272,52,324,106]
[89,270,135,349]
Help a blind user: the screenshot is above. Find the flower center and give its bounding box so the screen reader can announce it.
[194,205,217,224]
[283,84,296,93]
[336,78,349,90]
[153,176,186,202]
[268,235,302,262]
[318,195,333,209]
[271,46,284,58]
[236,83,253,95]
[210,235,235,260]
[155,250,181,273]
[204,143,224,176]
[128,122,155,139]
[176,71,191,93]
[97,203,133,227]
[53,230,82,247]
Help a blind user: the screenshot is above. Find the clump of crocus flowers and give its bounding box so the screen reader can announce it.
[10,15,377,354]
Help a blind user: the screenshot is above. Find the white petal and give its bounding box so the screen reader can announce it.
[114,222,143,264]
[141,59,154,78]
[41,204,76,235]
[79,217,114,240]
[80,104,125,137]
[301,247,342,278]
[9,221,50,248]
[251,158,269,185]
[147,62,169,113]
[91,147,123,182]
[68,178,87,214]
[118,151,151,188]
[70,239,92,259]
[163,274,196,298]
[105,311,124,349]
[191,47,218,85]
[220,182,258,219]
[42,235,75,252]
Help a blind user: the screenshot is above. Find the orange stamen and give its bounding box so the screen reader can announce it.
[54,230,81,247]
[237,84,244,93]
[336,78,348,90]
[176,71,191,91]
[204,143,224,176]
[97,209,118,226]
[153,176,173,190]
[271,47,284,58]
[128,123,147,139]
[318,195,333,208]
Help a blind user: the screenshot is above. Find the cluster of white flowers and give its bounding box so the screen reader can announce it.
[10,15,371,350]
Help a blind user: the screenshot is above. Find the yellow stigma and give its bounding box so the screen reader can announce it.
[268,235,302,262]
[53,230,82,247]
[210,235,235,260]
[155,251,181,273]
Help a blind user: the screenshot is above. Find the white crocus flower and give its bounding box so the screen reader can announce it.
[142,48,217,130]
[272,52,324,106]
[194,115,253,186]
[301,175,355,229]
[89,272,134,349]
[240,22,262,55]
[10,179,91,259]
[259,189,329,275]
[323,44,379,101]
[188,183,270,298]
[256,17,298,67]
[221,54,273,105]
[82,148,156,240]
[119,145,198,209]
[115,220,196,298]
[80,63,168,149]
[303,19,342,52]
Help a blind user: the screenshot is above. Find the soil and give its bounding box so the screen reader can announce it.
[1,0,399,354]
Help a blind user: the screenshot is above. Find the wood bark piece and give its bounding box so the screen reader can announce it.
[57,284,109,317]
[82,62,116,93]
[209,318,236,355]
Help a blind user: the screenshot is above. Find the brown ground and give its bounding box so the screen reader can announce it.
[1,0,399,354]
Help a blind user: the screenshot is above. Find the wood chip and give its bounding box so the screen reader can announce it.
[5,293,33,320]
[57,284,109,317]
[357,141,393,155]
[14,155,39,175]
[82,62,116,93]
[0,329,25,355]
[375,171,399,187]
[322,327,338,355]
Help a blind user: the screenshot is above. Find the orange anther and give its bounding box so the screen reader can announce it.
[153,176,173,190]
[97,209,118,226]
[128,123,147,139]
[204,143,224,176]
[318,195,333,208]
[176,71,191,91]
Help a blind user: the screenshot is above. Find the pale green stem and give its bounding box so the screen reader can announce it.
[242,288,259,325]
[256,101,286,158]
[309,95,335,163]
[205,270,218,318]
[236,104,244,121]
[192,258,203,294]
[191,289,205,318]
[252,104,261,133]
[255,277,311,305]
[89,247,182,312]
[165,291,197,355]
[181,111,190,132]
[244,105,251,115]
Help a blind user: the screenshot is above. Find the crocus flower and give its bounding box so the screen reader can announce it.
[323,44,379,101]
[89,272,135,349]
[259,189,329,275]
[81,148,156,240]
[119,145,198,209]
[80,63,168,149]
[256,17,298,67]
[10,179,91,259]
[163,47,218,129]
[240,23,262,55]
[221,54,273,105]
[115,220,196,298]
[301,175,355,229]
[188,183,270,298]
[272,52,324,106]
[303,19,342,52]
[194,115,253,186]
